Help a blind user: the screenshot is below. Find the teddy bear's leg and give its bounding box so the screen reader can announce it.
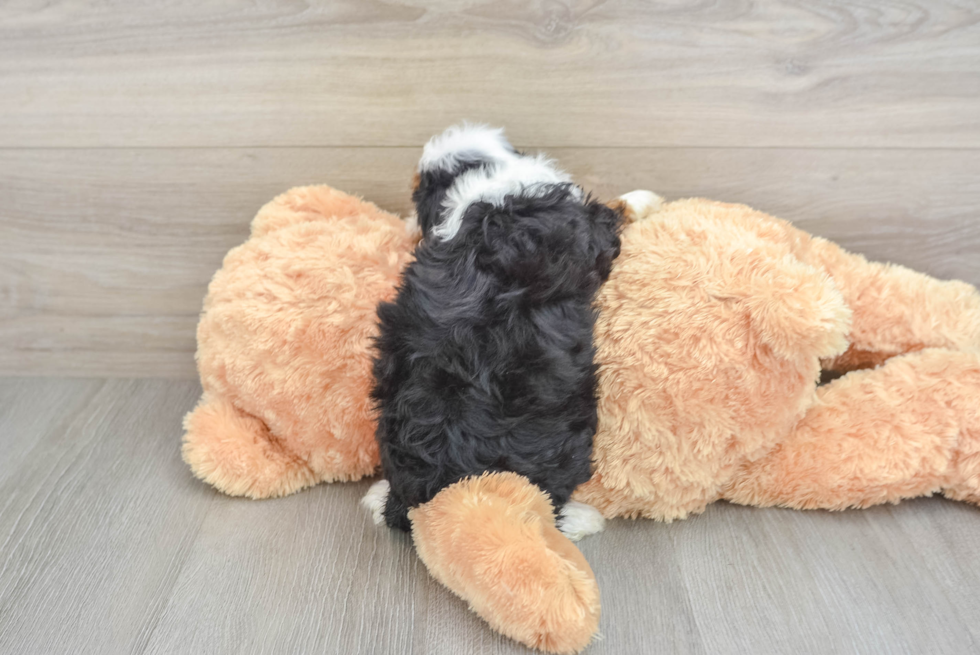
[801,238,980,372]
[409,472,601,655]
[182,394,318,499]
[722,349,980,510]
[942,363,980,505]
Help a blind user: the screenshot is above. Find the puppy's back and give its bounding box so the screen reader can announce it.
[372,125,621,531]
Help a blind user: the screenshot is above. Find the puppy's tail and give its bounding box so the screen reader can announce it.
[616,189,664,223]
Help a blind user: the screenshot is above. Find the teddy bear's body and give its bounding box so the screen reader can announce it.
[183,185,980,654]
[578,198,980,521]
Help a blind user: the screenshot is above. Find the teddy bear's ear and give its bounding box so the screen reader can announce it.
[410,472,601,654]
[249,185,394,239]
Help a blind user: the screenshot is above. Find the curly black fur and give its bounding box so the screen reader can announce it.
[371,152,622,532]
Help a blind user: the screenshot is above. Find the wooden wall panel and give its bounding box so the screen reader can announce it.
[2,147,978,377]
[1,1,978,148]
[1,0,978,376]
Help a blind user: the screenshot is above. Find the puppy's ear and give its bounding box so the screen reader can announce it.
[588,200,623,283]
[412,168,456,239]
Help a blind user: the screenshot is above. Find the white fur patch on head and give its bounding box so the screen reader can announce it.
[558,500,605,541]
[361,479,390,526]
[418,123,517,173]
[433,153,579,241]
[619,189,663,222]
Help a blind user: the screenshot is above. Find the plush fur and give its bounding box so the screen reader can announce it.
[409,472,600,655]
[372,126,622,531]
[183,183,980,654]
[574,198,980,520]
[182,186,417,498]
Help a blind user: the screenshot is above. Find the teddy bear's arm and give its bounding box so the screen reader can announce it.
[679,198,980,367]
[624,197,852,364]
[722,348,980,510]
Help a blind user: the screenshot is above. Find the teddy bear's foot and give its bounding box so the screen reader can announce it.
[724,349,980,511]
[249,184,394,239]
[804,238,980,370]
[410,472,600,655]
[182,394,317,499]
[942,358,980,505]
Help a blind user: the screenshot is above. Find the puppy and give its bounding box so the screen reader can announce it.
[367,124,621,539]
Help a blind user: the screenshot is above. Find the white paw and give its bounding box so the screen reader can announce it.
[361,479,390,526]
[558,500,606,541]
[619,189,663,221]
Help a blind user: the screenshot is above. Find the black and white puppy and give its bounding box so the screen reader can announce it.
[365,124,622,540]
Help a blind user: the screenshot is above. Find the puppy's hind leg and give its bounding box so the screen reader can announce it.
[360,479,390,526]
[558,500,606,542]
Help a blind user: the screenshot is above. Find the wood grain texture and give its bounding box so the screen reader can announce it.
[1,378,980,654]
[2,0,979,377]
[2,2,979,652]
[2,146,979,377]
[1,1,979,148]
[0,379,213,655]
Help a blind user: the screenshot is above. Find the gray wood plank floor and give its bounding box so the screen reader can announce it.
[2,378,979,654]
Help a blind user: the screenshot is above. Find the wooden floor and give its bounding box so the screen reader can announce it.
[2,378,980,654]
[2,1,980,653]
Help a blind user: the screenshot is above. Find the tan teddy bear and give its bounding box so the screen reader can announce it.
[183,185,980,653]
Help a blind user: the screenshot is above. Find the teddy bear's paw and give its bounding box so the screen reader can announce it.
[618,189,663,222]
[360,479,390,526]
[410,472,600,654]
[181,395,317,499]
[558,500,605,541]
